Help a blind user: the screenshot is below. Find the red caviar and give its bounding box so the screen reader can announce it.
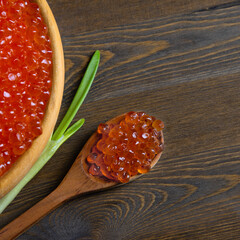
[87,112,164,183]
[0,0,52,176]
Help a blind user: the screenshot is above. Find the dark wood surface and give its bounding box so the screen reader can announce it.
[1,0,240,239]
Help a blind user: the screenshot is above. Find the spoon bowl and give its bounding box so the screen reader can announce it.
[0,113,164,240]
[81,113,164,184]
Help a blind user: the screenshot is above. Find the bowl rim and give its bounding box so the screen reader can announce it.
[0,0,65,198]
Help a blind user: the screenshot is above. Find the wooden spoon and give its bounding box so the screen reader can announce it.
[0,114,164,240]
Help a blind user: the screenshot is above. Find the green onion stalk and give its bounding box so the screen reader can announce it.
[0,50,100,214]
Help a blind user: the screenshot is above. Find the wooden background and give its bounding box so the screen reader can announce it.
[1,0,240,239]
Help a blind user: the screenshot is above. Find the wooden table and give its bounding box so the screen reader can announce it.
[1,0,240,239]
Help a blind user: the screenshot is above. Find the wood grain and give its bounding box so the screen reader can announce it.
[1,0,240,239]
[47,0,237,34]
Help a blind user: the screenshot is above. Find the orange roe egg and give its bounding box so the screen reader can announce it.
[87,112,164,183]
[0,0,52,176]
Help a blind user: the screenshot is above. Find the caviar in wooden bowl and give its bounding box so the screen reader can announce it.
[0,0,64,197]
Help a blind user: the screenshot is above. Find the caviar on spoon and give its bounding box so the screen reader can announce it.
[86,111,164,183]
[0,112,164,240]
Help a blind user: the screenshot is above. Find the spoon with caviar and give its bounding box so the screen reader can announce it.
[0,111,164,240]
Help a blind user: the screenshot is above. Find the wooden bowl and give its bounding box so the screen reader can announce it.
[0,0,65,198]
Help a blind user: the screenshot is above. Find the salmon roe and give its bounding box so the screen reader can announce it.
[87,112,164,183]
[0,0,52,176]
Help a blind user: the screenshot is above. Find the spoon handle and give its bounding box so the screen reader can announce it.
[0,186,71,240]
[0,156,115,240]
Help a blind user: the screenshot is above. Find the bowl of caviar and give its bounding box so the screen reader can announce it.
[0,0,64,197]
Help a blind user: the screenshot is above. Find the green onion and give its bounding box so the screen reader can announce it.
[0,50,100,214]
